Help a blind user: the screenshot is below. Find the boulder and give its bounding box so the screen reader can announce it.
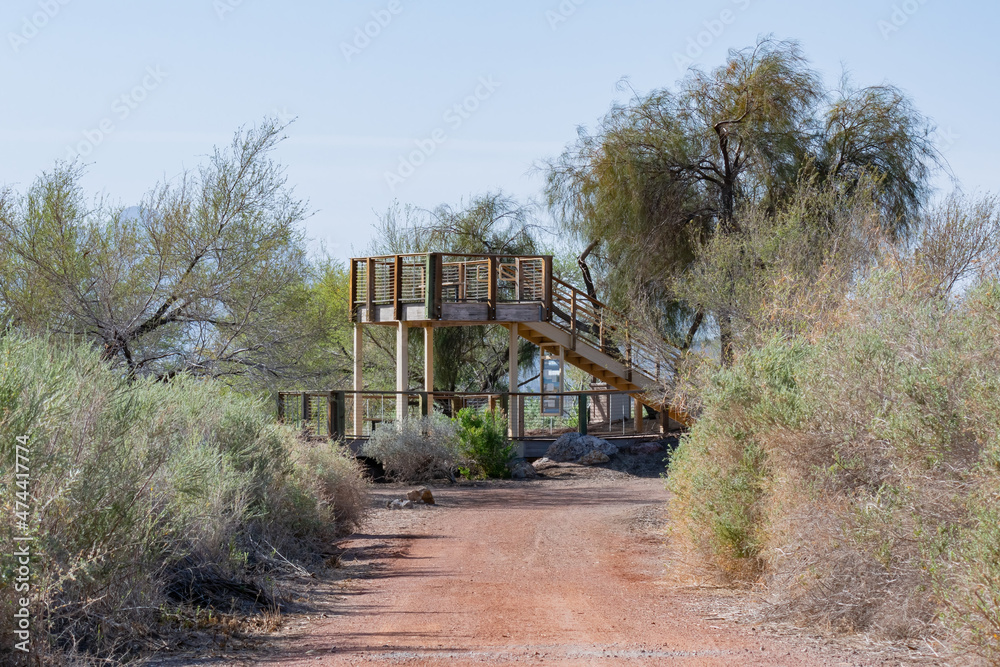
[401,499,414,509]
[508,459,539,480]
[578,450,611,465]
[405,487,435,504]
[545,433,618,462]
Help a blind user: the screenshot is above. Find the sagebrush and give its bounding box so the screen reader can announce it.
[668,271,1000,658]
[360,414,463,482]
[0,334,368,664]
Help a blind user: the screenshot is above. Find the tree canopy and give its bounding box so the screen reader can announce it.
[545,37,941,357]
[0,120,343,386]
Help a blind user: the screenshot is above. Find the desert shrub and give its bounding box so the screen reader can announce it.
[360,414,462,481]
[0,334,368,663]
[668,271,1000,654]
[456,408,514,479]
[667,339,806,580]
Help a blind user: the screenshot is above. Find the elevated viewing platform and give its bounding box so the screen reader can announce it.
[348,252,690,437]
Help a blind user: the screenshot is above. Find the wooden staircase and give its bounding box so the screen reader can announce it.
[348,252,693,428]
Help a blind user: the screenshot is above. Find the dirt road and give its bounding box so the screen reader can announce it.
[236,466,916,667]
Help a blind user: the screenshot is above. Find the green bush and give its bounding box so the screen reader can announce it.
[456,408,514,479]
[667,338,805,579]
[0,334,368,663]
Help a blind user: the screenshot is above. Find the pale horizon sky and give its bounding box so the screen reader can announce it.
[2,0,996,262]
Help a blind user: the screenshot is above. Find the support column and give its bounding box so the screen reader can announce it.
[353,323,364,437]
[424,324,434,396]
[397,321,409,421]
[508,324,518,438]
[634,397,644,434]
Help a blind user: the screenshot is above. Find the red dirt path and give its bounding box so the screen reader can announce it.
[245,472,910,666]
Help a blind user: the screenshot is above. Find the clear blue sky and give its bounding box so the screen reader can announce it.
[2,0,995,261]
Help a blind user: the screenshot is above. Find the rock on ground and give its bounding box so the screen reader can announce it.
[545,433,618,463]
[405,487,436,504]
[578,450,610,465]
[508,459,539,480]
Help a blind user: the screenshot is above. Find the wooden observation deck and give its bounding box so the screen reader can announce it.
[348,253,689,436]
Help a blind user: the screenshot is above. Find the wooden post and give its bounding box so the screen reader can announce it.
[326,391,335,439]
[276,392,285,422]
[487,256,498,319]
[625,331,632,382]
[508,323,518,438]
[301,393,310,433]
[365,258,375,322]
[423,325,434,406]
[570,290,577,350]
[348,260,358,323]
[542,255,553,320]
[332,391,346,440]
[634,397,643,434]
[393,255,403,321]
[353,323,364,437]
[396,321,409,421]
[514,257,522,301]
[488,395,497,414]
[659,407,668,435]
[458,262,466,302]
[419,392,430,417]
[518,395,525,438]
[425,253,442,320]
[578,394,588,436]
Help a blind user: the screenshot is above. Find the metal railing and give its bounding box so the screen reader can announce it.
[276,389,673,440]
[349,253,553,317]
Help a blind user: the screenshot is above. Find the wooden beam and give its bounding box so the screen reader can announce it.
[365,257,375,323]
[508,323,518,438]
[487,256,498,319]
[634,396,643,434]
[348,260,358,323]
[424,324,434,405]
[542,255,553,320]
[396,321,409,421]
[393,255,403,320]
[353,323,364,436]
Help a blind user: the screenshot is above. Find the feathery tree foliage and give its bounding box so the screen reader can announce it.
[0,120,348,387]
[545,37,940,361]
